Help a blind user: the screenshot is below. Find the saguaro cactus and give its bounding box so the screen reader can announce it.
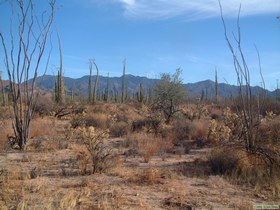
[55,34,64,104]
[121,60,126,103]
[137,83,143,103]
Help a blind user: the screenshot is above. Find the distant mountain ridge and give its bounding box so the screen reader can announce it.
[31,74,277,99]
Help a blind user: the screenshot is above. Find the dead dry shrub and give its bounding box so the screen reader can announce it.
[260,98,280,116]
[208,149,239,176]
[131,116,161,135]
[210,107,223,120]
[126,168,162,185]
[84,112,109,129]
[0,167,29,209]
[131,132,167,162]
[29,118,56,138]
[57,189,90,210]
[70,114,85,128]
[189,120,209,141]
[109,121,129,137]
[259,114,280,144]
[166,118,191,144]
[28,123,72,151]
[0,107,10,119]
[209,147,280,197]
[163,195,192,210]
[33,94,54,116]
[0,120,14,151]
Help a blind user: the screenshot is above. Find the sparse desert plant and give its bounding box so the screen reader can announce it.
[209,147,280,197]
[168,117,191,143]
[128,168,162,185]
[208,149,239,176]
[132,132,162,162]
[70,114,86,129]
[109,121,129,137]
[80,127,113,174]
[76,147,91,175]
[33,94,54,116]
[131,116,161,135]
[208,119,231,144]
[189,120,209,141]
[84,112,109,129]
[29,118,56,139]
[153,68,186,124]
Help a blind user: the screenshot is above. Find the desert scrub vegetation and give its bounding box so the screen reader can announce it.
[80,126,115,174]
[125,132,173,162]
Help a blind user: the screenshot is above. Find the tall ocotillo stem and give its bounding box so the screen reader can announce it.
[92,60,99,104]
[88,60,93,103]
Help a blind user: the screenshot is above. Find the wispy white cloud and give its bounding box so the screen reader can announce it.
[117,0,279,20]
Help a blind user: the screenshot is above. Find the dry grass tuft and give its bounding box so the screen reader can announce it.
[109,121,129,137]
[126,167,163,185]
[129,133,160,162]
[189,120,209,141]
[59,191,79,209]
[85,112,109,129]
[29,118,56,138]
[208,147,280,197]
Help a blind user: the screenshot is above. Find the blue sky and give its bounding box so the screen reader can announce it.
[0,0,280,90]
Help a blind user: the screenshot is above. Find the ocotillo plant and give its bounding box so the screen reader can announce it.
[215,69,219,102]
[0,71,6,106]
[88,60,93,103]
[0,0,55,150]
[105,73,110,103]
[92,60,99,104]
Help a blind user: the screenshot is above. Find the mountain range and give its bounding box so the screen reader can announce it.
[32,74,278,99]
[1,74,278,99]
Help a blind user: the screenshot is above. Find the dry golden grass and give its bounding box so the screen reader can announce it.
[0,119,14,151]
[128,132,162,163]
[189,120,209,141]
[29,118,56,138]
[85,112,109,129]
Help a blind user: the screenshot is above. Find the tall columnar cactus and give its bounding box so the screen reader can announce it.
[121,60,126,103]
[55,34,64,104]
[55,69,64,104]
[113,85,118,102]
[215,69,219,102]
[106,73,110,103]
[137,83,143,103]
[72,81,76,102]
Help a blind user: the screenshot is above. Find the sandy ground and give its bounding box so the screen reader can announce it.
[1,136,279,210]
